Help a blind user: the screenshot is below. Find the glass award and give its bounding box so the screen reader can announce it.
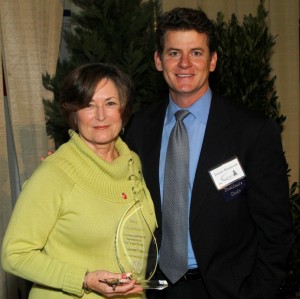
[114,200,168,290]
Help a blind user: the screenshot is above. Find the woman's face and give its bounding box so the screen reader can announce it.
[75,78,122,153]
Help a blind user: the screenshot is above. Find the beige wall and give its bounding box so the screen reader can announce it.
[162,0,300,185]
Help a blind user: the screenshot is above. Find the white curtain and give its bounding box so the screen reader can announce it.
[0,0,63,298]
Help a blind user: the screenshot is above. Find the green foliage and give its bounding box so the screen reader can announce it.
[42,61,74,147]
[210,0,286,131]
[42,0,166,147]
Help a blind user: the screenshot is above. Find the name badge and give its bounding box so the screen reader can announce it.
[209,157,246,201]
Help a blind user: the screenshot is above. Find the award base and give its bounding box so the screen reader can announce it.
[136,279,168,290]
[99,278,168,291]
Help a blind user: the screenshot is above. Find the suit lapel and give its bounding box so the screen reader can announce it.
[142,101,168,227]
[190,94,233,225]
[140,95,233,228]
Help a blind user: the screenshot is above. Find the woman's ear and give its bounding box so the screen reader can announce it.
[72,112,79,131]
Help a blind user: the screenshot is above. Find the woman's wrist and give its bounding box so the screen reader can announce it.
[83,271,91,293]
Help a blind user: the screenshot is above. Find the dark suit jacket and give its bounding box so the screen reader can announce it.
[124,93,294,299]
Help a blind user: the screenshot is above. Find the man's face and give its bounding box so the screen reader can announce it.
[154,30,217,107]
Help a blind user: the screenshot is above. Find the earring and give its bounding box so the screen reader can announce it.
[120,127,125,135]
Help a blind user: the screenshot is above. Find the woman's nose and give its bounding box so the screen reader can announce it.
[95,105,106,120]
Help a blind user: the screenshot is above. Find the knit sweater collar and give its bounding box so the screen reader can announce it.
[53,130,140,202]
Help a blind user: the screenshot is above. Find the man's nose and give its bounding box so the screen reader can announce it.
[178,53,192,67]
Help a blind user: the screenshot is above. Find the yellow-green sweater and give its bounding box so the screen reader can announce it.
[2,131,157,299]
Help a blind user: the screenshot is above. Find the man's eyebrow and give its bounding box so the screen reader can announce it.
[165,47,181,51]
[165,47,204,51]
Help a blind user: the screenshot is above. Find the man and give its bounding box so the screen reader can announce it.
[124,7,294,299]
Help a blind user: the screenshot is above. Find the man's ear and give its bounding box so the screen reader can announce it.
[209,51,218,72]
[154,51,163,71]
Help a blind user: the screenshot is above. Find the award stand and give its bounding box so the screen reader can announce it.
[115,201,168,290]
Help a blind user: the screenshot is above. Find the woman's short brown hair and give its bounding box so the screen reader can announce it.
[60,63,134,130]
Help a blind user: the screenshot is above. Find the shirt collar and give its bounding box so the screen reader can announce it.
[166,88,212,125]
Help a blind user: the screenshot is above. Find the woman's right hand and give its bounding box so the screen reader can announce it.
[84,270,143,297]
[40,150,54,161]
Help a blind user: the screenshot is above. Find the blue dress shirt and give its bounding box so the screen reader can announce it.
[159,89,212,269]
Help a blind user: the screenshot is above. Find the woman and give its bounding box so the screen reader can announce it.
[2,63,157,298]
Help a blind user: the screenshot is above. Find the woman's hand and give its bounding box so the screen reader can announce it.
[40,150,54,161]
[84,270,143,297]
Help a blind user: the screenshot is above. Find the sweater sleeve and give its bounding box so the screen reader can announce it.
[1,162,87,297]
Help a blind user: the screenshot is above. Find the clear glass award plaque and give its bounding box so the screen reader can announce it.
[114,201,168,290]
